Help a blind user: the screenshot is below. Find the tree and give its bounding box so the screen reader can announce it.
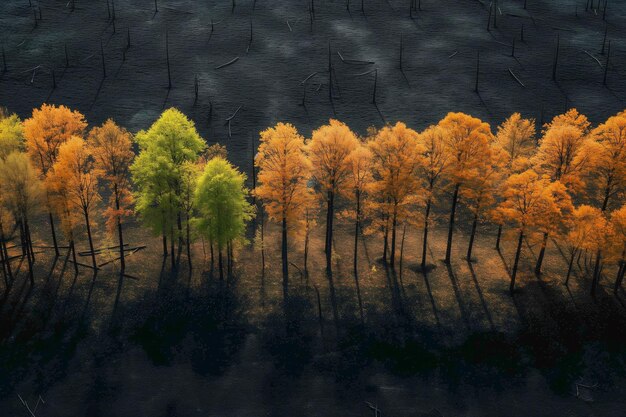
[0,108,25,160]
[308,119,359,273]
[194,157,254,280]
[342,144,372,275]
[24,104,87,256]
[439,112,493,264]
[131,108,205,270]
[492,114,537,250]
[497,170,567,293]
[563,205,606,285]
[418,125,450,269]
[589,110,626,212]
[89,120,134,273]
[532,110,595,274]
[462,146,507,261]
[48,137,103,270]
[367,122,424,267]
[610,204,626,292]
[0,152,42,284]
[254,123,311,300]
[494,113,536,172]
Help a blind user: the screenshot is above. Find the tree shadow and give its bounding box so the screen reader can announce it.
[467,261,495,331]
[444,263,470,331]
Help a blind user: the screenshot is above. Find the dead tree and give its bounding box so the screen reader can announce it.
[552,34,560,81]
[603,40,611,85]
[474,50,480,92]
[100,39,106,78]
[166,29,171,88]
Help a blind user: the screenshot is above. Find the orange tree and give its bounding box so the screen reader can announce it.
[254,123,311,300]
[89,120,134,273]
[24,104,87,256]
[417,125,450,269]
[307,119,359,273]
[367,122,424,267]
[438,112,493,264]
[48,137,103,269]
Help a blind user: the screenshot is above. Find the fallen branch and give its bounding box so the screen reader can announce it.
[582,50,603,68]
[508,68,525,87]
[300,71,319,85]
[337,51,374,65]
[97,246,146,268]
[215,56,239,69]
[224,105,243,138]
[448,50,459,58]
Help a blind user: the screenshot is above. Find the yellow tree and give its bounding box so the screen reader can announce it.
[0,108,25,159]
[589,110,626,212]
[439,112,493,264]
[23,104,87,256]
[497,170,567,293]
[342,144,372,276]
[0,152,43,284]
[610,204,626,292]
[492,113,537,251]
[418,125,450,269]
[368,122,424,267]
[308,119,359,273]
[462,146,507,261]
[48,137,103,270]
[532,110,596,274]
[494,112,536,171]
[254,123,311,299]
[89,120,134,273]
[564,205,605,285]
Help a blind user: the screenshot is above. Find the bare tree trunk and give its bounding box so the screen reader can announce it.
[282,215,289,301]
[467,213,479,261]
[162,234,168,257]
[565,247,577,285]
[325,190,335,273]
[114,185,126,272]
[445,183,460,264]
[84,210,97,269]
[70,239,79,275]
[48,210,60,257]
[495,224,502,251]
[511,229,524,294]
[0,222,12,283]
[535,232,549,275]
[390,207,398,267]
[421,198,431,269]
[219,246,224,281]
[591,249,602,295]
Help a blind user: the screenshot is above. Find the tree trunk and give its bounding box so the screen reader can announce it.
[382,213,389,264]
[445,183,460,264]
[591,249,602,295]
[421,198,431,269]
[535,232,549,275]
[390,207,398,267]
[114,185,126,272]
[48,211,60,257]
[495,224,502,251]
[0,222,12,283]
[24,218,35,264]
[354,191,361,276]
[170,224,175,270]
[511,229,524,294]
[325,190,335,273]
[467,213,478,261]
[218,246,224,281]
[304,226,310,278]
[282,215,289,300]
[186,214,192,269]
[399,223,406,282]
[70,239,79,275]
[565,247,577,285]
[84,210,97,269]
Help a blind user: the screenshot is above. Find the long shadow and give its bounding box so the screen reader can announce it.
[444,263,471,331]
[467,261,495,331]
[326,270,340,328]
[421,270,442,330]
[80,270,99,322]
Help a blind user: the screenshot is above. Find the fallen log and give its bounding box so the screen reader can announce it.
[215,56,239,69]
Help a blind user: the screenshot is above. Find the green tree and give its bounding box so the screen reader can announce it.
[194,158,254,280]
[0,108,25,159]
[131,108,205,270]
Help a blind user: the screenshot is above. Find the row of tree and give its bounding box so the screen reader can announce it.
[1,105,625,299]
